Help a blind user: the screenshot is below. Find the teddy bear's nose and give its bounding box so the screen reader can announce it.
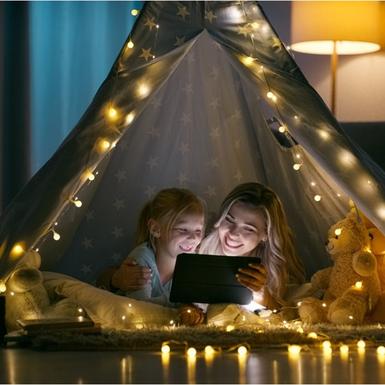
[324,241,329,246]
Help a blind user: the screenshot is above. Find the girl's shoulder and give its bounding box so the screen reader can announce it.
[125,242,156,266]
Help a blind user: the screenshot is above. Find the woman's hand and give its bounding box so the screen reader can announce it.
[236,263,267,292]
[111,259,152,292]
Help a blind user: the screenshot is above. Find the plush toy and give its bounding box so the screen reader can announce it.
[5,250,79,331]
[298,209,382,325]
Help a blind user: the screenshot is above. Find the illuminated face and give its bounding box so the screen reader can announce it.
[157,212,204,259]
[218,201,267,256]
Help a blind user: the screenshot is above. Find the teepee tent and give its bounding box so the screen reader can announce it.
[1,1,385,286]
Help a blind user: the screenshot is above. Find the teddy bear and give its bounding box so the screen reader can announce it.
[298,208,382,325]
[5,250,80,332]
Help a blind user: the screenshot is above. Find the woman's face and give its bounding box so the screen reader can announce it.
[218,201,267,256]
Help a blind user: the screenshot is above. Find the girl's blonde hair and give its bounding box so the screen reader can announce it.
[135,188,205,246]
[199,182,305,304]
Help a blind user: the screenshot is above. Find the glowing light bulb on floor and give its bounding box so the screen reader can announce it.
[187,347,197,357]
[377,346,385,355]
[288,345,301,355]
[357,340,366,349]
[307,332,318,339]
[237,346,248,356]
[205,345,215,355]
[161,344,170,354]
[0,281,6,293]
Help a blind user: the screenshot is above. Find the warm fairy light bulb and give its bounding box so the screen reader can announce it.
[266,91,277,102]
[96,139,111,154]
[357,340,366,349]
[71,198,82,208]
[307,332,318,339]
[354,281,363,290]
[187,347,197,357]
[334,228,342,236]
[10,243,25,259]
[156,24,159,29]
[131,9,139,16]
[161,344,170,354]
[78,307,83,313]
[293,163,301,171]
[53,230,60,241]
[310,181,316,187]
[339,150,356,168]
[121,315,126,321]
[288,345,301,355]
[106,106,119,122]
[187,309,192,313]
[376,205,385,220]
[205,345,215,355]
[322,341,331,349]
[237,346,248,356]
[0,281,6,293]
[241,56,255,66]
[87,172,95,181]
[226,325,235,332]
[278,125,286,133]
[340,345,349,354]
[377,346,385,355]
[10,291,15,296]
[125,111,135,125]
[137,83,150,98]
[322,302,327,307]
[127,40,134,49]
[314,195,322,202]
[318,129,330,141]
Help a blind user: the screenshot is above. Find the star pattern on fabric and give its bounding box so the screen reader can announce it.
[205,185,217,197]
[230,109,241,121]
[139,48,153,62]
[144,185,156,198]
[112,227,124,239]
[82,237,93,250]
[113,198,126,210]
[111,253,122,263]
[210,67,219,79]
[147,127,160,138]
[181,112,192,125]
[144,16,157,31]
[237,24,250,37]
[179,142,190,155]
[208,158,219,168]
[209,98,220,109]
[174,36,186,47]
[115,169,127,182]
[182,83,193,95]
[85,210,94,221]
[176,5,190,20]
[234,170,243,182]
[80,264,92,274]
[146,156,159,170]
[237,22,259,37]
[178,172,188,186]
[205,10,217,23]
[150,97,162,109]
[210,126,220,138]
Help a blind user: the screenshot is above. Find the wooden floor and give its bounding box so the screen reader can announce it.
[1,346,385,383]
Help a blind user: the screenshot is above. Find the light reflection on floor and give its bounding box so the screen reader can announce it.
[2,347,385,383]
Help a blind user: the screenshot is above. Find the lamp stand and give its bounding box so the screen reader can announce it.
[330,41,338,116]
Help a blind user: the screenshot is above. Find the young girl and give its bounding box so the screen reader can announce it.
[199,182,305,309]
[109,187,206,307]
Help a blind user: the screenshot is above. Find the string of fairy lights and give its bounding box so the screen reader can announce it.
[1,3,385,357]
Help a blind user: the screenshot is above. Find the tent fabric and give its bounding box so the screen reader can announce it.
[1,1,385,285]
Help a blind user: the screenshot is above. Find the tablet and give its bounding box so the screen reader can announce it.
[170,253,260,305]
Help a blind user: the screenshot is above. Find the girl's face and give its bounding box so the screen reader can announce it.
[218,201,267,256]
[158,212,205,259]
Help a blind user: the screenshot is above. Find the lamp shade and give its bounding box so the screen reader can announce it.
[291,1,382,55]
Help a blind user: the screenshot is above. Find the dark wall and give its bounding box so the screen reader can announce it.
[342,122,385,171]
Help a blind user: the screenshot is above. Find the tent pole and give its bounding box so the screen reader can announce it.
[330,40,338,116]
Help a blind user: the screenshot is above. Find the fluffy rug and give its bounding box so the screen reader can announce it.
[13,323,385,351]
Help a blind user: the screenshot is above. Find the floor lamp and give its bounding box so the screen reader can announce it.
[290,1,381,116]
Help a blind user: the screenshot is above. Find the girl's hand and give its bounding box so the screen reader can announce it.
[178,304,205,326]
[111,259,152,292]
[236,263,267,292]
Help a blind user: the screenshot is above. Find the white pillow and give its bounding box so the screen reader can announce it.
[43,271,178,329]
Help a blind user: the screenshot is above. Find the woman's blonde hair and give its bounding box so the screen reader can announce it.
[135,188,205,247]
[199,182,305,304]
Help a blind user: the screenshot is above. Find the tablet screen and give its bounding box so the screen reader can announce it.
[170,253,260,304]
